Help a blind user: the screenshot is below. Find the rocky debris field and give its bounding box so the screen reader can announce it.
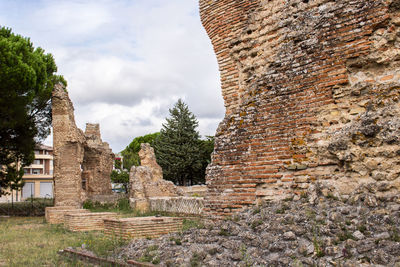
[115,183,400,266]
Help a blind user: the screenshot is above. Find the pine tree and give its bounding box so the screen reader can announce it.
[154,99,203,185]
[0,27,65,196]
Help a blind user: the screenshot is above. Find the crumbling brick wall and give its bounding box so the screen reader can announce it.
[52,85,114,207]
[83,123,113,195]
[52,84,86,207]
[200,0,400,216]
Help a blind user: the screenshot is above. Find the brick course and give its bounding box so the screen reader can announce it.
[64,212,119,231]
[200,0,400,216]
[45,206,89,224]
[104,217,183,240]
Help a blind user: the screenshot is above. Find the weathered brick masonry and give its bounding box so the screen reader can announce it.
[45,206,90,224]
[52,85,114,207]
[200,0,400,216]
[104,217,183,240]
[64,212,119,232]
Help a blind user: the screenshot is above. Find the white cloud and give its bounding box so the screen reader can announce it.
[1,0,224,152]
[32,1,112,38]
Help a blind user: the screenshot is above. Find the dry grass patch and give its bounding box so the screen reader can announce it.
[0,217,126,266]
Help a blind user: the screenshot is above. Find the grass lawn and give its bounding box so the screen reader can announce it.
[0,217,125,266]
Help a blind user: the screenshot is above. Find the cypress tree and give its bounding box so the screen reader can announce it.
[154,99,202,185]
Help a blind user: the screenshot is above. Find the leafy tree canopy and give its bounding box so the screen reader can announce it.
[121,132,160,171]
[0,27,65,195]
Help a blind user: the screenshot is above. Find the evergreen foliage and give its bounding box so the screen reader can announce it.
[0,27,65,195]
[154,99,207,185]
[195,136,214,184]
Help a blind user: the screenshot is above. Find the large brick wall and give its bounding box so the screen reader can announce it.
[200,0,400,216]
[199,0,259,114]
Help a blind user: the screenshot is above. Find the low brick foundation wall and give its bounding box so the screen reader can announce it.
[45,206,89,224]
[64,212,119,231]
[148,197,204,215]
[87,194,124,205]
[104,217,183,240]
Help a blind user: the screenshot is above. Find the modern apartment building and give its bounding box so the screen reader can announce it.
[0,144,54,202]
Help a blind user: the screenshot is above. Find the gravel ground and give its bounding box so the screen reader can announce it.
[114,182,400,266]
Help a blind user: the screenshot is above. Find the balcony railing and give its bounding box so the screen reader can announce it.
[29,164,44,169]
[34,154,53,160]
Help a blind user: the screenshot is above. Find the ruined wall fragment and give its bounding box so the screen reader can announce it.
[129,143,183,211]
[200,0,400,216]
[52,85,114,206]
[138,143,163,181]
[83,123,114,195]
[52,84,86,207]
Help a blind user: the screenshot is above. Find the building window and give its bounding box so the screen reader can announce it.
[33,159,41,165]
[34,150,39,155]
[24,169,30,174]
[32,169,41,175]
[40,182,53,198]
[22,183,35,198]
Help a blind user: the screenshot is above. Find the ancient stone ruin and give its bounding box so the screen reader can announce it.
[52,84,114,207]
[200,0,400,216]
[83,123,114,196]
[129,143,183,211]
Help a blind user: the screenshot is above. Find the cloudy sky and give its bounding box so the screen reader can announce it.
[0,0,224,152]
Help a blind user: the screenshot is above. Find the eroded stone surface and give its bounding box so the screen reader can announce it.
[129,143,183,211]
[52,84,114,207]
[200,0,400,216]
[83,123,114,195]
[52,84,86,207]
[138,143,163,181]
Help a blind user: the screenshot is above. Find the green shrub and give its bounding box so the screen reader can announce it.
[252,206,261,214]
[190,252,201,267]
[82,200,94,210]
[182,219,204,231]
[313,237,325,258]
[139,245,159,263]
[338,230,355,242]
[218,229,230,236]
[251,219,263,229]
[116,198,131,211]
